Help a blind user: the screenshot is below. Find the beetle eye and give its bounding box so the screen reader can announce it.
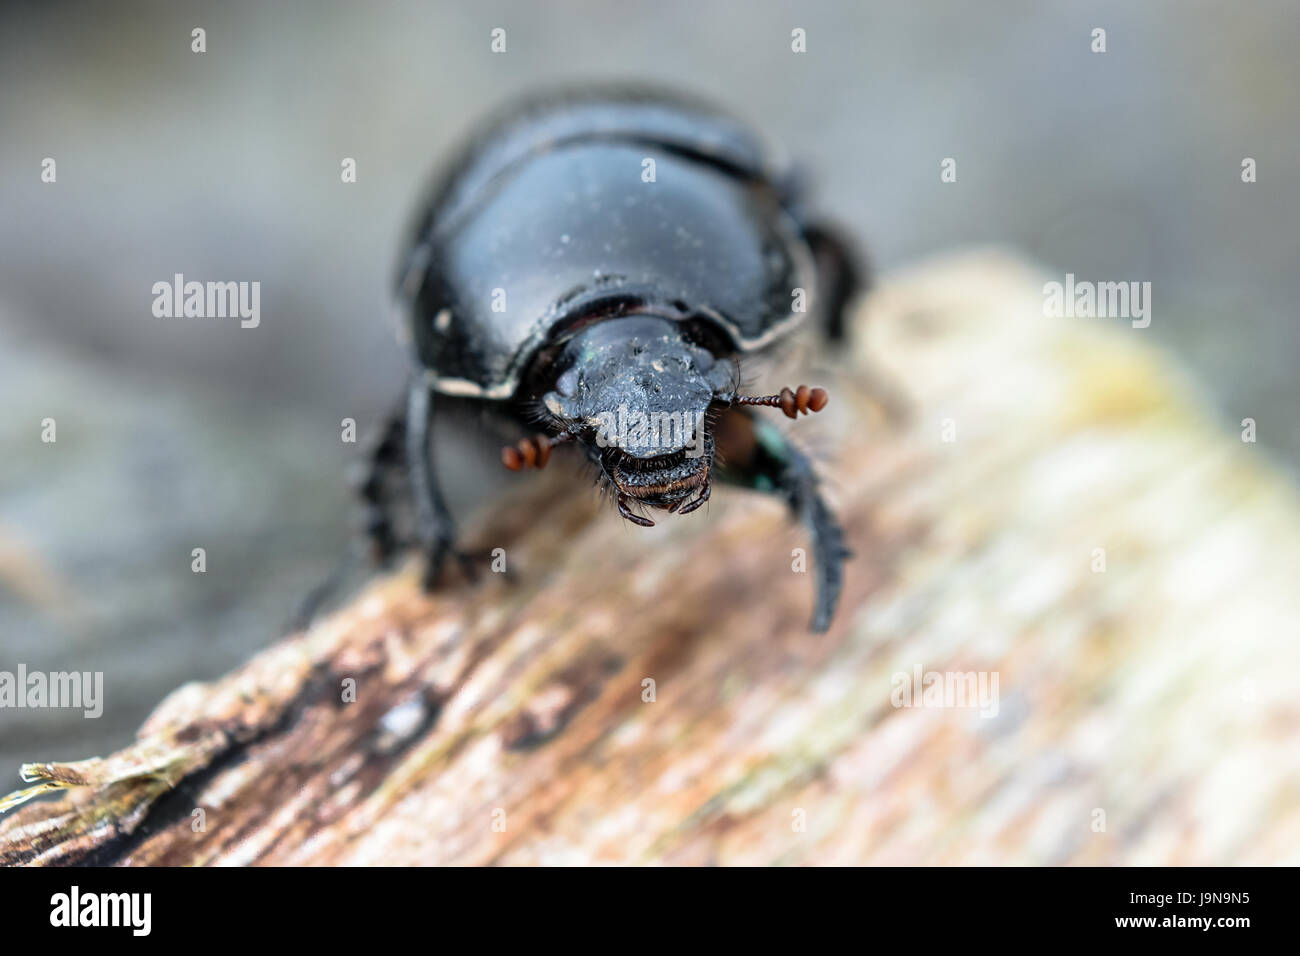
[690,348,715,373]
[556,367,579,397]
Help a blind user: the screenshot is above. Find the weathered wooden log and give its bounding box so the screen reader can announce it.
[3,250,1298,865]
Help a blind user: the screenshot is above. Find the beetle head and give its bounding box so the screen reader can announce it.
[540,315,734,523]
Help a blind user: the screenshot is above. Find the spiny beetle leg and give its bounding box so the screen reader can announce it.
[406,381,466,590]
[716,410,851,632]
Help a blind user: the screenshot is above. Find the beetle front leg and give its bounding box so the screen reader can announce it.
[715,411,851,632]
[773,435,849,632]
[405,381,473,589]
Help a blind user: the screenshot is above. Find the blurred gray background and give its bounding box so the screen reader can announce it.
[1,0,1297,780]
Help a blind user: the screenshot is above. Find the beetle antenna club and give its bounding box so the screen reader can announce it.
[733,385,830,419]
[501,432,573,471]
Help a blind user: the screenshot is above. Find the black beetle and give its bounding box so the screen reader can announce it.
[350,88,863,632]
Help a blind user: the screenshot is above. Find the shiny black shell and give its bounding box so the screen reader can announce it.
[397,89,815,399]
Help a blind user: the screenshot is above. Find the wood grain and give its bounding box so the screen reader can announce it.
[4,250,1298,865]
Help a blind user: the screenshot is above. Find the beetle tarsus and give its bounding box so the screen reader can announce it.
[617,494,656,527]
[418,534,481,589]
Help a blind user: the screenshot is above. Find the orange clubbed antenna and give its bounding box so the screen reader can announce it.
[733,385,829,419]
[501,432,572,471]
